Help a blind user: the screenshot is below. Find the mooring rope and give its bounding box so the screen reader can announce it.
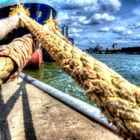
[0,5,37,84]
[0,4,30,41]
[18,13,140,139]
[0,57,15,85]
[0,15,19,41]
[0,34,36,83]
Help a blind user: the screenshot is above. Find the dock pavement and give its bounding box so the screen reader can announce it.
[0,77,122,140]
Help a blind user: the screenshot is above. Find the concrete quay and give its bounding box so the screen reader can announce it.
[0,77,122,140]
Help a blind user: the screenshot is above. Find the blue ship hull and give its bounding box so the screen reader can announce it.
[0,2,57,24]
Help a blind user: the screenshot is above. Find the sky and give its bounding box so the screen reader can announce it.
[51,0,140,50]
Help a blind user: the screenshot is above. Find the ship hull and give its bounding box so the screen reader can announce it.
[0,1,57,24]
[24,48,42,69]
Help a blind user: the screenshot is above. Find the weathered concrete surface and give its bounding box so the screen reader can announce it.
[0,77,122,140]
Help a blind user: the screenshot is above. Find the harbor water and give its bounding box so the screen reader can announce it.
[24,54,140,104]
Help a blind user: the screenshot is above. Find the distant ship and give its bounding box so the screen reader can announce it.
[0,0,57,69]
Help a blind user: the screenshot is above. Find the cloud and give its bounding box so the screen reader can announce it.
[131,34,140,40]
[113,27,125,33]
[78,16,87,22]
[57,11,88,25]
[58,12,69,20]
[90,39,96,44]
[98,27,110,32]
[82,0,121,14]
[57,12,85,26]
[124,30,133,35]
[128,23,140,29]
[61,0,96,9]
[78,18,91,25]
[57,12,69,25]
[79,13,116,25]
[52,0,128,49]
[69,28,83,38]
[116,40,129,43]
[61,0,121,12]
[83,5,99,14]
[70,28,83,34]
[56,0,122,26]
[69,33,80,38]
[112,26,133,35]
[92,13,116,24]
[133,6,140,15]
[99,0,121,11]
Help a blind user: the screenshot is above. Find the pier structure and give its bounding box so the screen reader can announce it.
[0,76,121,140]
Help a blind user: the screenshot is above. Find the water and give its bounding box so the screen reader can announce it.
[23,54,140,104]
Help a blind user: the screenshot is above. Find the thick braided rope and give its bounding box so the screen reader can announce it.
[0,4,30,41]
[0,34,36,82]
[0,15,19,41]
[9,4,30,28]
[0,57,15,85]
[19,13,140,139]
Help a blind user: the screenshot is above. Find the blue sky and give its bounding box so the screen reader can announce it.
[51,0,140,50]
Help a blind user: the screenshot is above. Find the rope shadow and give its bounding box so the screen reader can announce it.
[0,91,11,140]
[0,79,36,140]
[21,80,37,140]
